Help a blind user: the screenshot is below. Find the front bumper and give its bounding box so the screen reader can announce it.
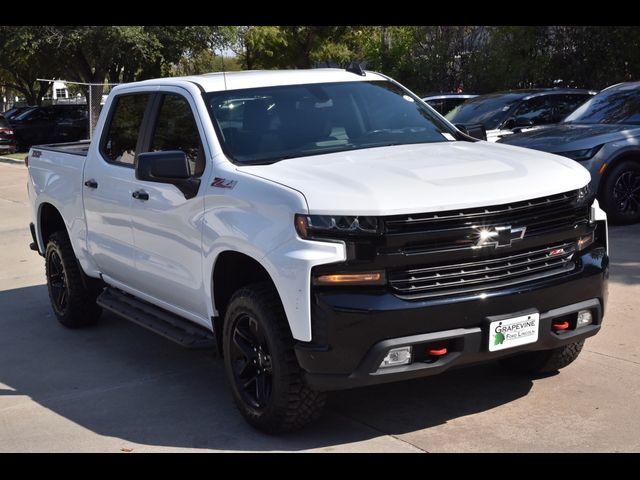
[296,246,608,391]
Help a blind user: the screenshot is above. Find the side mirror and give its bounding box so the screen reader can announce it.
[136,150,200,199]
[455,123,487,141]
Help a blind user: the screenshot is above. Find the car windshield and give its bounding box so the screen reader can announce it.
[204,80,456,165]
[445,94,523,130]
[564,85,640,125]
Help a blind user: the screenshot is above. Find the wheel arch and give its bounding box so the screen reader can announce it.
[211,250,284,352]
[597,148,640,198]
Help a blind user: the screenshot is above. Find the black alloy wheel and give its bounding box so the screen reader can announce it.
[229,313,273,409]
[601,160,640,224]
[612,170,640,219]
[47,248,69,316]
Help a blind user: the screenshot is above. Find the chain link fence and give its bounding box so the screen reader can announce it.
[36,79,120,139]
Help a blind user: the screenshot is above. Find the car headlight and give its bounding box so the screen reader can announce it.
[557,144,603,161]
[576,184,594,207]
[295,214,381,239]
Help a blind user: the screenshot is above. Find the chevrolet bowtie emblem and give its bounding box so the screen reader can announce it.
[477,225,526,248]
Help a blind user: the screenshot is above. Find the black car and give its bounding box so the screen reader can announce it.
[2,106,33,120]
[9,104,88,151]
[422,93,478,115]
[446,88,596,142]
[0,114,17,154]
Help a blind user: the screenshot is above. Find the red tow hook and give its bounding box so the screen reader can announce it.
[552,321,570,331]
[428,347,448,357]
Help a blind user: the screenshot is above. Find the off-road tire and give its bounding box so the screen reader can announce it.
[45,231,102,328]
[223,282,326,433]
[499,340,585,374]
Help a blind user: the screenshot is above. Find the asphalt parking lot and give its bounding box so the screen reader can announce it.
[1,157,639,453]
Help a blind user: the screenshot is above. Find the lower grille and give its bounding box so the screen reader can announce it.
[388,242,577,298]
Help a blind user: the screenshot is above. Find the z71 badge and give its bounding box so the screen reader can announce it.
[211,177,238,189]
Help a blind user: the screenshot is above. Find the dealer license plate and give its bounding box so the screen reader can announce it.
[488,312,539,352]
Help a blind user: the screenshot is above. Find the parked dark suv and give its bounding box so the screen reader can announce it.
[499,81,640,224]
[9,105,88,151]
[446,89,595,142]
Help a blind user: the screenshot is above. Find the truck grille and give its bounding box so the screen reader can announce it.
[388,242,577,298]
[383,191,588,253]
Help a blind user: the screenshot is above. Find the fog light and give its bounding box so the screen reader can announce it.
[577,310,593,328]
[380,346,412,368]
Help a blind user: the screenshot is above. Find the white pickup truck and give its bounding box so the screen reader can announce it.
[27,68,609,433]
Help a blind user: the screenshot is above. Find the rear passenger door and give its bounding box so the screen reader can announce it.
[128,90,209,322]
[84,93,151,284]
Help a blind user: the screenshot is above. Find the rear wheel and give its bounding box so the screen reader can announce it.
[45,231,102,328]
[601,160,640,224]
[223,282,326,433]
[499,340,584,374]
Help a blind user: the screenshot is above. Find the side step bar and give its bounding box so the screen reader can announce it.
[97,288,217,350]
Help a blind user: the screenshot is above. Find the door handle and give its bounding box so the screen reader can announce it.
[132,190,149,201]
[84,179,98,189]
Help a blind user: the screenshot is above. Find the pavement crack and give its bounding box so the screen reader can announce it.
[330,410,428,453]
[585,349,640,366]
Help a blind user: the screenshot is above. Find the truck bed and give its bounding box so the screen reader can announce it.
[33,140,91,157]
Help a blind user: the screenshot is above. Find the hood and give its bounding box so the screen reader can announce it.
[239,142,590,216]
[498,123,640,153]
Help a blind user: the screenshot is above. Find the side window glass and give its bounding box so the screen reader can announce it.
[514,97,555,126]
[102,94,149,166]
[553,94,590,121]
[149,93,204,176]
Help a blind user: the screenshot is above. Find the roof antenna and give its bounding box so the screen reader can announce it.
[346,61,367,76]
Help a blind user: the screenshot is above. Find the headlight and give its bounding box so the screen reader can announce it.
[557,144,603,161]
[576,184,594,207]
[295,214,381,239]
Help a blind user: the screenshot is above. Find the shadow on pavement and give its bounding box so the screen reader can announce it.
[0,284,533,451]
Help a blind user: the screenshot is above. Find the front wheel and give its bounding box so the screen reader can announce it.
[499,340,585,375]
[601,160,640,224]
[223,282,326,433]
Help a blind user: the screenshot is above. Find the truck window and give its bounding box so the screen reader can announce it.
[102,94,150,166]
[148,93,204,176]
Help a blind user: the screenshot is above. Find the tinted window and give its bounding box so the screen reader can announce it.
[446,94,522,130]
[205,81,455,165]
[513,96,554,126]
[0,115,9,128]
[564,85,640,125]
[55,107,87,121]
[149,94,204,176]
[550,94,591,121]
[102,94,149,165]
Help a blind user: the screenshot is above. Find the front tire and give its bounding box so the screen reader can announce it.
[499,340,585,375]
[45,231,102,328]
[601,160,640,224]
[223,282,326,434]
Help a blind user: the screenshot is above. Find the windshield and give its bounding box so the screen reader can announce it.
[204,80,457,165]
[445,94,523,130]
[564,85,640,125]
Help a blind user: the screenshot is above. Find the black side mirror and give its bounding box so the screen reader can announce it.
[136,150,200,199]
[455,123,487,141]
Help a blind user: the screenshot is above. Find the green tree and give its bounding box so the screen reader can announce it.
[242,26,372,69]
[0,26,60,106]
